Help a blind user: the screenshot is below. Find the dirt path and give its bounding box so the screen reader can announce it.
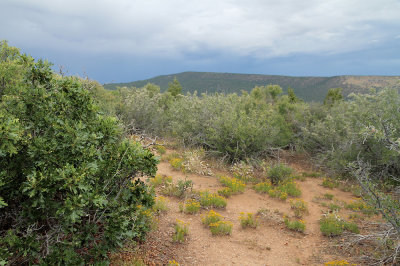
[116,152,364,265]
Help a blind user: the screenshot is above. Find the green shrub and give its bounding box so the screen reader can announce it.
[0,43,158,264]
[239,212,259,228]
[231,161,255,183]
[290,199,308,218]
[254,181,273,193]
[254,179,301,200]
[172,220,189,243]
[199,191,227,208]
[267,163,293,184]
[284,218,306,233]
[209,221,233,236]
[182,199,201,214]
[153,196,169,212]
[322,178,339,189]
[345,199,376,216]
[170,158,184,171]
[323,193,334,200]
[319,214,359,236]
[217,188,233,198]
[218,176,246,194]
[150,174,173,188]
[202,210,223,227]
[154,145,166,155]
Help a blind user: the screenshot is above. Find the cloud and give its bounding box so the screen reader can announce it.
[1,0,399,59]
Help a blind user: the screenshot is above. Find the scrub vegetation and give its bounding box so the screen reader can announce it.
[1,40,400,265]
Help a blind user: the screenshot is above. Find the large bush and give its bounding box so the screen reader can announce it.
[118,84,308,161]
[300,89,400,179]
[0,41,158,264]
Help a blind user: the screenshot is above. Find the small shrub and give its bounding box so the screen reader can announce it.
[301,171,322,178]
[239,212,259,228]
[163,179,193,198]
[153,196,169,212]
[290,199,308,218]
[231,161,255,183]
[150,174,173,188]
[170,158,184,171]
[255,179,301,200]
[293,175,306,181]
[320,214,344,236]
[320,213,359,236]
[345,199,376,216]
[278,180,301,197]
[218,176,246,194]
[199,191,227,208]
[182,199,201,214]
[209,221,233,236]
[218,188,233,198]
[182,149,213,176]
[327,203,342,212]
[268,188,288,200]
[322,178,339,189]
[284,218,306,233]
[267,163,293,184]
[254,180,273,193]
[154,145,166,155]
[323,193,334,200]
[162,152,181,162]
[202,210,223,227]
[172,220,189,243]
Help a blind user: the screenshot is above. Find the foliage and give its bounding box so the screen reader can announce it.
[254,179,301,200]
[217,188,233,198]
[284,218,306,233]
[323,193,334,200]
[218,176,246,194]
[181,149,213,176]
[231,161,255,183]
[162,179,193,199]
[322,178,339,189]
[290,199,308,218]
[0,43,158,264]
[116,84,307,161]
[150,174,173,188]
[199,191,227,208]
[345,199,376,216]
[202,210,223,227]
[167,77,182,97]
[267,163,293,184]
[209,221,233,236]
[300,89,400,179]
[239,212,259,228]
[324,88,343,106]
[319,214,359,236]
[182,199,201,214]
[254,181,273,194]
[170,158,184,171]
[153,196,169,212]
[172,220,189,243]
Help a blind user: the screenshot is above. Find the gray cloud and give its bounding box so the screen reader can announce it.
[1,0,399,58]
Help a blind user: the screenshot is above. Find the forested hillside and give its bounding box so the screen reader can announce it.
[104,72,400,102]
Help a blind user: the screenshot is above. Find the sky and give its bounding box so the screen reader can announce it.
[1,0,400,84]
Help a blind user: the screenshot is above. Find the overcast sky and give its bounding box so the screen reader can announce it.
[1,0,400,83]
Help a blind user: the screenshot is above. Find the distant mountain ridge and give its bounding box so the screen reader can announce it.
[103,72,400,102]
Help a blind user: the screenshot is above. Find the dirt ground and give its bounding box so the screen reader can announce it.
[112,150,367,266]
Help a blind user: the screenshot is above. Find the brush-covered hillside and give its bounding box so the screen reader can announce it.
[103,72,400,102]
